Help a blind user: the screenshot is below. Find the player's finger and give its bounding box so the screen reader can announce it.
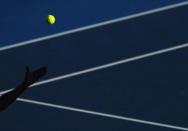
[25,66,30,73]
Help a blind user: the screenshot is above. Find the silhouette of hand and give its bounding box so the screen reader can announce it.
[24,66,47,85]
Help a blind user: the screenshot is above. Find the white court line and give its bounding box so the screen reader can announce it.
[1,42,188,95]
[0,1,188,51]
[17,98,188,131]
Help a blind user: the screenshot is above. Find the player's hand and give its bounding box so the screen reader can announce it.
[24,66,47,85]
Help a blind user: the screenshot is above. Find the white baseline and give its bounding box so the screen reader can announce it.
[17,98,188,131]
[0,1,188,51]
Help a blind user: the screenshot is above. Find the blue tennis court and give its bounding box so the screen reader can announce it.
[0,1,188,131]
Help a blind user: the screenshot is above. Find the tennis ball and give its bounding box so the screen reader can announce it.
[47,15,56,25]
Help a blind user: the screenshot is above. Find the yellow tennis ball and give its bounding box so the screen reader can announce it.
[47,15,56,25]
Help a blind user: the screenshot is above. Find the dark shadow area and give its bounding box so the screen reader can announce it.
[0,66,47,112]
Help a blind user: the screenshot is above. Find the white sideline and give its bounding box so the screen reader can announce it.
[0,1,188,51]
[0,42,188,95]
[17,98,188,131]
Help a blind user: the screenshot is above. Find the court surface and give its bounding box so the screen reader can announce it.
[0,1,188,131]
